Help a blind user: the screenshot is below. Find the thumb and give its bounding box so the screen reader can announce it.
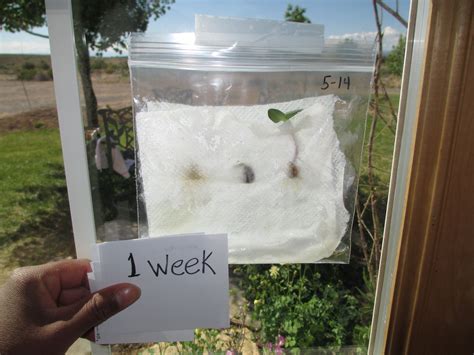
[66,283,141,339]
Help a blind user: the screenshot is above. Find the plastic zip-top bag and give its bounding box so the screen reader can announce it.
[128,16,375,263]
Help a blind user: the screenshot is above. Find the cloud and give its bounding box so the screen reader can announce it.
[0,37,125,57]
[328,26,403,53]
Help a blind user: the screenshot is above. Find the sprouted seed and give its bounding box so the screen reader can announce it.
[288,162,299,178]
[268,108,302,179]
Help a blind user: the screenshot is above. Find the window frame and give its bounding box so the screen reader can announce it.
[369,0,431,353]
[46,0,449,353]
[373,0,474,353]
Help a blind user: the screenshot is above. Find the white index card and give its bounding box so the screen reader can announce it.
[91,234,229,342]
[96,329,195,345]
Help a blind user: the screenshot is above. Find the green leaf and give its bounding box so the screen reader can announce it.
[268,108,288,123]
[268,108,303,123]
[285,109,303,119]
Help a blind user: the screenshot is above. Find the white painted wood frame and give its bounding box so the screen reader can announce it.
[45,0,109,353]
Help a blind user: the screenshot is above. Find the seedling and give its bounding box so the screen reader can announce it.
[267,108,302,123]
[268,108,303,178]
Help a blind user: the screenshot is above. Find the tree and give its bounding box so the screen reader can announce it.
[385,35,406,76]
[0,0,174,127]
[284,4,311,23]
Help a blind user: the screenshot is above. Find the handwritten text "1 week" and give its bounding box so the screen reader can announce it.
[127,250,217,278]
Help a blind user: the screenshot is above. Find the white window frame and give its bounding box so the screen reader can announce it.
[45,0,431,353]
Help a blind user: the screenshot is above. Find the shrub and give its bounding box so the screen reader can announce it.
[39,60,50,70]
[118,61,129,77]
[34,121,46,129]
[91,58,107,70]
[17,68,37,81]
[33,70,53,81]
[352,324,370,350]
[385,35,406,77]
[235,265,361,349]
[105,63,118,74]
[22,61,36,70]
[17,66,53,81]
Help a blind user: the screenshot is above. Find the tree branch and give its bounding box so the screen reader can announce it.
[367,0,384,275]
[380,81,399,127]
[230,318,260,333]
[24,29,49,39]
[376,0,408,28]
[355,196,374,282]
[360,191,373,218]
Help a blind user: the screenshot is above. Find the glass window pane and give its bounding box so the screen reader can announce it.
[0,0,409,352]
[75,1,408,353]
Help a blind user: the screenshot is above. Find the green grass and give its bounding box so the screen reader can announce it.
[360,94,399,194]
[353,93,399,241]
[0,128,75,281]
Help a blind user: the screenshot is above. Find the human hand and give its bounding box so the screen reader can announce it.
[0,259,141,354]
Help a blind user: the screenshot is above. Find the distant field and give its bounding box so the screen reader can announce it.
[0,54,128,77]
[0,54,131,118]
[0,54,52,75]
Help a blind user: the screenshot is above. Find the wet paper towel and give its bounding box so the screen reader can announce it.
[136,95,350,263]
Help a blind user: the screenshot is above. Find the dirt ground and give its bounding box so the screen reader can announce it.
[0,73,132,120]
[0,107,59,132]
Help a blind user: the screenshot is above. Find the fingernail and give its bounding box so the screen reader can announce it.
[114,285,141,308]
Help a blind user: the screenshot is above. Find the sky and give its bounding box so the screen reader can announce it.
[0,0,410,56]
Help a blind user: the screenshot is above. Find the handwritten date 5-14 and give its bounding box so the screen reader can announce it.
[321,75,351,90]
